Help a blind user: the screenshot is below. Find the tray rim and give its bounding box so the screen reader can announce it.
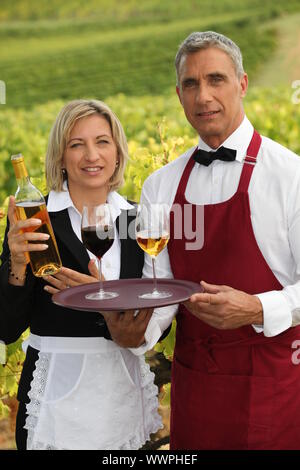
[52,278,202,312]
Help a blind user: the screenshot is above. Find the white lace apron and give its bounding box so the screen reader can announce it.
[23,333,162,450]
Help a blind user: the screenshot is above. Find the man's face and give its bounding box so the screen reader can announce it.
[176,47,248,148]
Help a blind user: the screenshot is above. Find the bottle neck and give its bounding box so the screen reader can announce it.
[12,157,44,204]
[12,157,28,181]
[16,175,31,187]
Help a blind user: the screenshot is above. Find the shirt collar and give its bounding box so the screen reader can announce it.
[47,181,134,222]
[47,180,75,212]
[107,190,134,221]
[197,115,254,163]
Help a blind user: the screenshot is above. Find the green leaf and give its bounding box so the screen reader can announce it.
[160,382,171,407]
[0,400,10,418]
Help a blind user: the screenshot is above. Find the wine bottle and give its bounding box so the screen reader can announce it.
[11,153,62,277]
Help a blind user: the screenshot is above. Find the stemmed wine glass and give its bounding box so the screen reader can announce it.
[81,203,119,300]
[136,203,172,299]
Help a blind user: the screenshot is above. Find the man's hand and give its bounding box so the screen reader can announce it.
[43,259,100,294]
[101,309,153,348]
[184,280,263,329]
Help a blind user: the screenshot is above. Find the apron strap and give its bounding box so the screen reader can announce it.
[173,147,198,204]
[174,130,262,203]
[237,130,262,193]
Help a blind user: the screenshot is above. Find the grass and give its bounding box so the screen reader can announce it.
[0,8,278,108]
[0,0,299,23]
[254,12,300,86]
[1,0,300,108]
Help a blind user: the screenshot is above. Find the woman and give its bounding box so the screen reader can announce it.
[0,99,162,450]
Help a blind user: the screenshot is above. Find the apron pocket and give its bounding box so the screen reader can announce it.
[118,348,140,389]
[26,349,144,449]
[171,358,274,450]
[247,375,275,449]
[45,353,86,403]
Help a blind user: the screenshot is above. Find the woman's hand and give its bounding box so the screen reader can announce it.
[43,259,101,294]
[7,196,49,285]
[101,309,153,348]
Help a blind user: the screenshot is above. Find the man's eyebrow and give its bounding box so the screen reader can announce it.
[206,72,227,79]
[181,72,227,85]
[182,77,198,85]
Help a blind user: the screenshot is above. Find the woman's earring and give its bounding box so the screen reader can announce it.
[61,168,66,175]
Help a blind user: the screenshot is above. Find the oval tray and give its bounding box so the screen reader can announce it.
[52,278,203,312]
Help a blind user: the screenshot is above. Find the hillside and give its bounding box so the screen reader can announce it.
[0,0,299,23]
[1,0,300,107]
[254,12,300,86]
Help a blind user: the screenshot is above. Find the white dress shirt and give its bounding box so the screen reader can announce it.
[47,181,134,280]
[133,116,300,354]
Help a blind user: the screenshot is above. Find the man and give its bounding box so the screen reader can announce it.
[136,31,300,449]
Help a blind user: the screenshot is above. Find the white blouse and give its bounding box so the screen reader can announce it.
[47,182,133,280]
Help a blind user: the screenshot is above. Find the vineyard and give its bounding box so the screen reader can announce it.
[1,87,300,209]
[3,0,300,107]
[1,0,300,450]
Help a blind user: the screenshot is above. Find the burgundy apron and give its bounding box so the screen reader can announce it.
[168,130,300,450]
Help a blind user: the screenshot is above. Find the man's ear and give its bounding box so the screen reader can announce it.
[240,72,248,99]
[176,85,182,104]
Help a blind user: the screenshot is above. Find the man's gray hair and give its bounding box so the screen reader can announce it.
[175,31,244,84]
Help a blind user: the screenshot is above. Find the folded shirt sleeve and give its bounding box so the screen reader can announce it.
[129,304,177,356]
[254,291,292,337]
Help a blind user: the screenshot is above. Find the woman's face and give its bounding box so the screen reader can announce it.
[63,114,118,195]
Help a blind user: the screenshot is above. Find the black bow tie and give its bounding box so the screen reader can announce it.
[193,146,236,166]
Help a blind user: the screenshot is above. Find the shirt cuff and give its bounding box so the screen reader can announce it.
[129,318,162,356]
[255,291,292,337]
[252,323,264,334]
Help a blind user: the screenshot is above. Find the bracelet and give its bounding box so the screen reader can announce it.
[8,256,27,281]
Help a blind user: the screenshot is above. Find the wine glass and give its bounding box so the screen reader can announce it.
[81,203,119,300]
[136,203,172,299]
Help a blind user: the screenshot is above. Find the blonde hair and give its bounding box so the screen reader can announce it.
[45,99,128,192]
